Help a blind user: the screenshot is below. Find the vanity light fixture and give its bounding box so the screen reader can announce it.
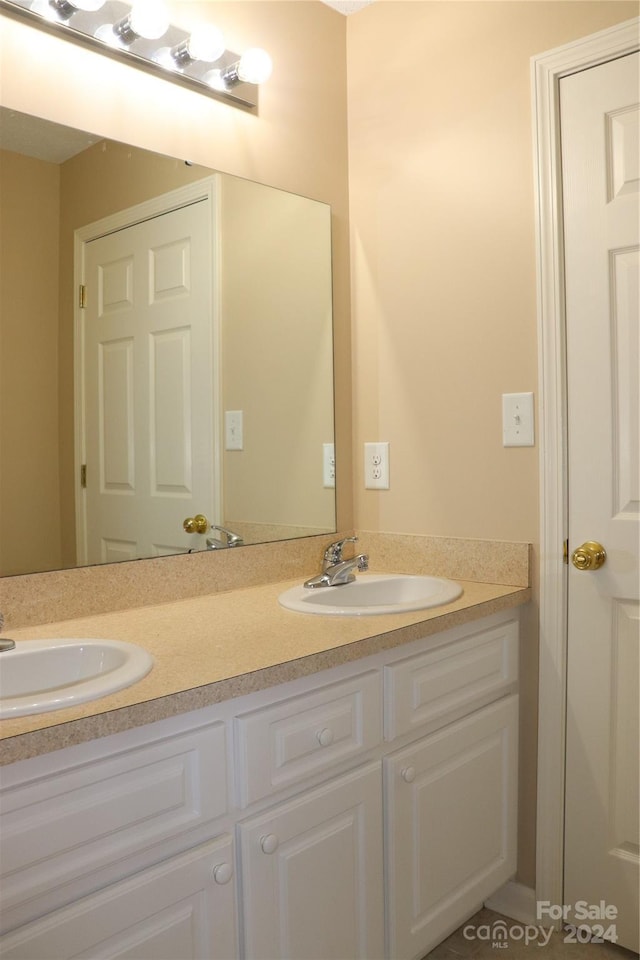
[0,0,271,109]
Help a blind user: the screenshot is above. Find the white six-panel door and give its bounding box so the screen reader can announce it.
[561,51,639,952]
[79,198,216,565]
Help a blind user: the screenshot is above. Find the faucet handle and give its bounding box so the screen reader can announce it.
[211,525,244,547]
[323,536,358,565]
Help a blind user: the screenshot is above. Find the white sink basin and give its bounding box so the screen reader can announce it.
[0,638,154,718]
[278,573,463,616]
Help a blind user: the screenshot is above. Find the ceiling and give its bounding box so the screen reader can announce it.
[321,1,375,15]
[0,108,100,164]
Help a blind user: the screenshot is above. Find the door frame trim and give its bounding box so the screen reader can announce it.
[532,17,640,912]
[73,176,222,564]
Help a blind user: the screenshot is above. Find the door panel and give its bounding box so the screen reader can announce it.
[80,199,216,564]
[561,51,639,952]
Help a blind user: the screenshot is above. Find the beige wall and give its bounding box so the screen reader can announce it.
[346,0,637,888]
[221,175,335,533]
[0,150,61,575]
[0,0,353,547]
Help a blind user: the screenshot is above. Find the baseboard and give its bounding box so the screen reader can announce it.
[485,881,537,925]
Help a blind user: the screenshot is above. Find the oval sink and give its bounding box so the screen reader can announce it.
[0,638,154,719]
[278,573,463,616]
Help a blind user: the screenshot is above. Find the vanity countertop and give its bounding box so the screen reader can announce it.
[0,574,529,764]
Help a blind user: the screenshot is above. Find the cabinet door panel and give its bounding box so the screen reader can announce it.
[385,696,518,960]
[1,721,227,929]
[238,763,383,960]
[0,836,237,960]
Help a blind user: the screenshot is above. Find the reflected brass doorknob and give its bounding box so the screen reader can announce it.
[183,514,209,534]
[571,541,607,571]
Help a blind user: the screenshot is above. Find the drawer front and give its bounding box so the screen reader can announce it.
[0,835,237,960]
[0,721,227,927]
[234,671,381,806]
[384,619,518,740]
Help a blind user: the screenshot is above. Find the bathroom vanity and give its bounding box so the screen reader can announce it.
[0,573,525,960]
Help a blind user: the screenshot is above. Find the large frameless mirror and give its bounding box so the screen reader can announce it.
[0,108,336,577]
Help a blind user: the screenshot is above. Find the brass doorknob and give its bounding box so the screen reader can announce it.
[183,514,209,535]
[571,541,606,571]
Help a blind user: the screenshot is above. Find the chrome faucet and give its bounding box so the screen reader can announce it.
[304,536,369,588]
[206,525,244,549]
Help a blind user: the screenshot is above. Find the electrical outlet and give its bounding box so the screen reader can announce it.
[364,442,390,489]
[323,443,335,488]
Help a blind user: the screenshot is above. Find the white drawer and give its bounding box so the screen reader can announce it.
[0,720,227,928]
[234,671,381,806]
[384,619,518,740]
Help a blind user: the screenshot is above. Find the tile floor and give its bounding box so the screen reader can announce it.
[424,908,639,959]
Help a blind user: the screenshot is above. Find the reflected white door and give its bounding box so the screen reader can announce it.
[561,52,639,952]
[80,199,216,564]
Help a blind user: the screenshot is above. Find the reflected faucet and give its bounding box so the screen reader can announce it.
[206,525,244,549]
[304,536,369,588]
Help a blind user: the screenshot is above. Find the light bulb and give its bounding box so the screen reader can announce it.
[70,0,106,10]
[107,0,169,46]
[129,0,169,40]
[202,70,227,93]
[186,25,225,63]
[204,68,226,91]
[169,25,225,68]
[237,48,272,84]
[31,0,61,21]
[39,0,104,19]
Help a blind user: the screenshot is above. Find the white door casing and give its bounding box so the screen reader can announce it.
[75,180,221,565]
[561,51,639,951]
[532,16,640,929]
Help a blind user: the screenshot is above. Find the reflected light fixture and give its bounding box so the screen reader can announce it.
[0,0,272,109]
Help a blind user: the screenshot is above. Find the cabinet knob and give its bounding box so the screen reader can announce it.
[316,727,334,747]
[260,834,279,855]
[212,862,233,885]
[401,766,416,783]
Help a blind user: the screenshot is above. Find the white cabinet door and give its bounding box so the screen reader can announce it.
[385,696,518,960]
[0,836,237,960]
[238,762,384,960]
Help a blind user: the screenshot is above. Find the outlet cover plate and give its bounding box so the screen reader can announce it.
[323,443,336,488]
[364,441,390,489]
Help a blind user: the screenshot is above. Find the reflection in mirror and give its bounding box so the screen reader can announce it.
[0,108,336,578]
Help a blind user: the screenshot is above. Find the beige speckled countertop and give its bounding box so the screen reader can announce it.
[0,573,530,765]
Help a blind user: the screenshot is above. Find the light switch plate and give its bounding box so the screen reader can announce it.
[225,410,243,450]
[502,393,534,447]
